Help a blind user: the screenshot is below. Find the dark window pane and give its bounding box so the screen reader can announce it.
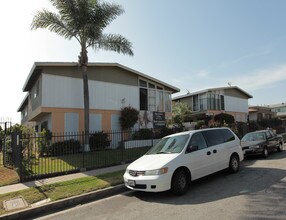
[202,130,224,147]
[221,129,235,142]
[188,132,207,150]
[221,95,225,110]
[140,88,148,110]
[139,80,147,87]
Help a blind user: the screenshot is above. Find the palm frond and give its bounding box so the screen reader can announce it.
[31,9,75,40]
[94,33,134,56]
[90,2,124,30]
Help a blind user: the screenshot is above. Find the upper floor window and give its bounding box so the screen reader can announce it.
[139,79,171,112]
[33,81,39,99]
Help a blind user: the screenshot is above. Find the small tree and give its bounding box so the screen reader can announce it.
[172,102,192,128]
[119,106,139,130]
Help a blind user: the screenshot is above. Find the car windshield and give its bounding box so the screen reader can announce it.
[146,134,189,155]
[241,132,266,142]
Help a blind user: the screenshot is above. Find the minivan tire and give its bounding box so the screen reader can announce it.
[171,169,190,195]
[229,154,239,173]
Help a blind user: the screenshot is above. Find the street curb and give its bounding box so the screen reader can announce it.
[0,184,128,220]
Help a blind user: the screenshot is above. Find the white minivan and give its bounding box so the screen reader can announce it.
[123,127,244,195]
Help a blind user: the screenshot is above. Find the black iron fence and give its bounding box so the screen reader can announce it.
[11,128,178,181]
[0,121,12,166]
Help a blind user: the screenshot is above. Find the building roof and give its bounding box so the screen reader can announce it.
[172,86,253,100]
[17,94,29,112]
[22,62,180,93]
[266,103,286,108]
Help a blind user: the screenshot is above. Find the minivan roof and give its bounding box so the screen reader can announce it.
[166,127,231,138]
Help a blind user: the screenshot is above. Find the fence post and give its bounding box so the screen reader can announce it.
[11,131,23,182]
[81,131,86,171]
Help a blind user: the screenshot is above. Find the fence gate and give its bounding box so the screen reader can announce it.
[11,132,23,180]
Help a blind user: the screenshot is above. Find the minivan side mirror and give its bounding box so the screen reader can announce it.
[186,145,198,153]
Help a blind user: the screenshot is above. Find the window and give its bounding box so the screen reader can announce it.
[221,129,235,142]
[33,81,39,99]
[164,92,171,112]
[139,79,172,112]
[221,95,225,110]
[202,130,224,147]
[139,80,147,87]
[140,88,148,110]
[41,121,48,131]
[187,132,207,151]
[148,89,156,111]
[146,134,189,154]
[156,90,164,112]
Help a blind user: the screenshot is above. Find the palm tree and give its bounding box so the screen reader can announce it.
[31,0,133,150]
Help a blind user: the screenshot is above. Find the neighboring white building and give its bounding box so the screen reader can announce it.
[173,86,253,123]
[18,62,180,133]
[267,103,286,127]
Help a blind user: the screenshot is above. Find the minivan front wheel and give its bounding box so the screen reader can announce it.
[229,154,239,173]
[171,169,190,195]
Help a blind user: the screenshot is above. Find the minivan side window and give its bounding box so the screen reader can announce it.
[221,129,235,142]
[202,130,224,147]
[186,132,207,152]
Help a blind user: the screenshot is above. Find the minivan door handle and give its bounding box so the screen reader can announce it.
[213,149,217,153]
[207,151,211,155]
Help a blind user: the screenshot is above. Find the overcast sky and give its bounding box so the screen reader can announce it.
[1,0,286,123]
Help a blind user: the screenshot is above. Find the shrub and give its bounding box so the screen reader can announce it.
[214,113,235,126]
[89,131,110,151]
[132,129,154,140]
[48,139,81,156]
[154,127,176,139]
[119,106,139,130]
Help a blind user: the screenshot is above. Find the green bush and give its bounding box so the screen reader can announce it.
[48,139,81,156]
[154,127,176,139]
[119,106,139,130]
[214,113,235,126]
[89,132,110,151]
[132,129,154,140]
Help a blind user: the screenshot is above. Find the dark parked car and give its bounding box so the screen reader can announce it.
[241,130,284,158]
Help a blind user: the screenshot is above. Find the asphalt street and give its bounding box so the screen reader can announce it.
[36,148,286,220]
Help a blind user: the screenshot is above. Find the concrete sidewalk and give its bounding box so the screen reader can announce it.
[0,163,129,195]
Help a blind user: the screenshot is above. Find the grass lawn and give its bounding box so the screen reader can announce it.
[23,147,150,179]
[0,170,125,216]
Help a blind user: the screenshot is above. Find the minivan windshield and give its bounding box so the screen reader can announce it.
[146,134,189,155]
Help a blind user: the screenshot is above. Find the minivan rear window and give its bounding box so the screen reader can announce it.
[221,129,235,142]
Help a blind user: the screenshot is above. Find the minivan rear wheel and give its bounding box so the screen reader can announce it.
[171,169,190,195]
[229,154,239,173]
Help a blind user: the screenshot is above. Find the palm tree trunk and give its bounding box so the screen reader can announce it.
[82,68,90,151]
[79,47,90,152]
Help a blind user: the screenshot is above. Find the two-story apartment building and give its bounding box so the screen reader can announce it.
[172,86,252,123]
[18,62,180,133]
